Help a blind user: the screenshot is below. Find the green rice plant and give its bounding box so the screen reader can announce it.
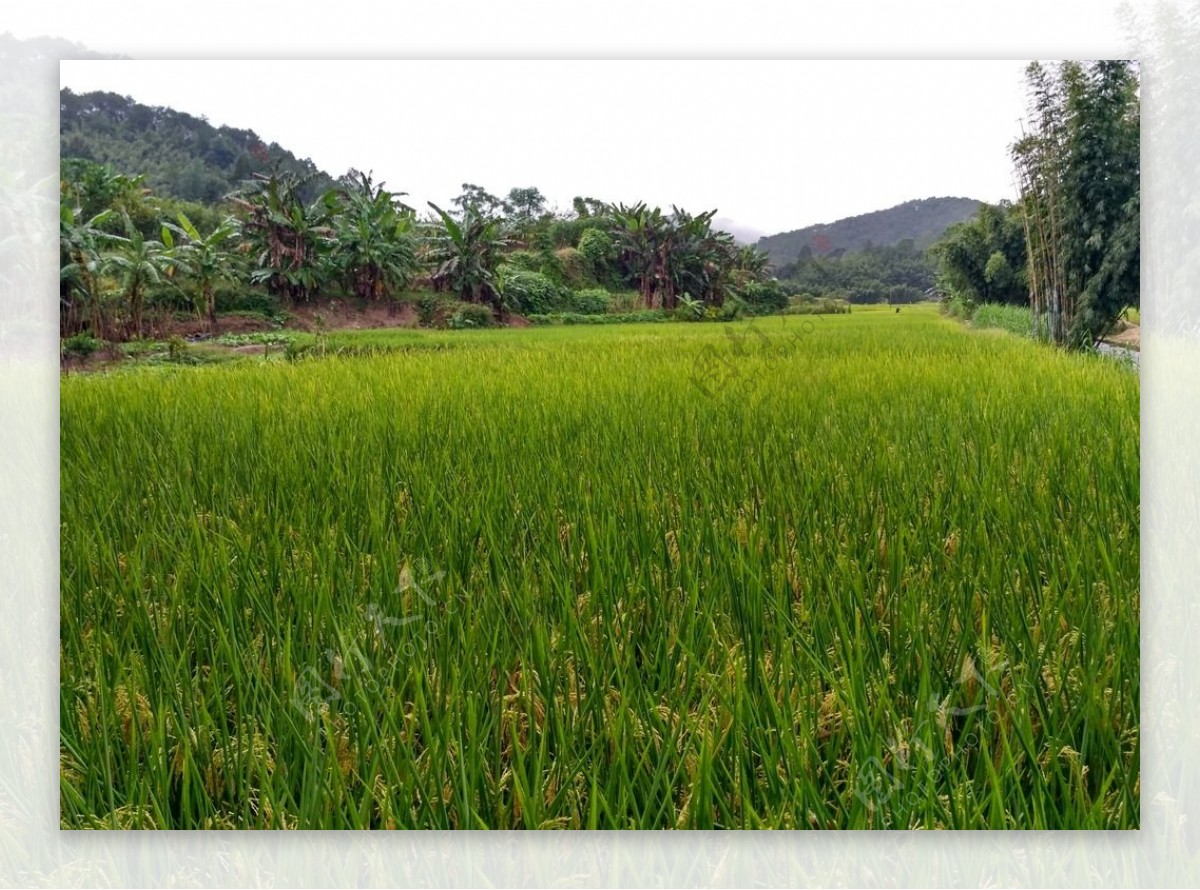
[215,332,299,347]
[971,303,1034,338]
[60,304,1139,829]
[782,298,851,315]
[527,310,670,326]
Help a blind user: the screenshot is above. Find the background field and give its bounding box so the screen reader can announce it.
[60,305,1139,829]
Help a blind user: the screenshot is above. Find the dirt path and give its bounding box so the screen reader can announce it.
[1104,324,1140,351]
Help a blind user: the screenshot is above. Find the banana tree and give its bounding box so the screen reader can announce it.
[610,202,664,308]
[735,245,772,281]
[425,202,508,312]
[327,171,418,301]
[103,212,179,338]
[231,170,332,303]
[164,212,240,329]
[611,203,732,310]
[60,204,114,338]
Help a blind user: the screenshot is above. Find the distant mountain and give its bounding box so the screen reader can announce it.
[756,197,983,267]
[1,32,119,64]
[59,88,337,204]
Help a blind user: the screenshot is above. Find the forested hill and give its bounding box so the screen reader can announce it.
[59,88,337,203]
[756,196,983,267]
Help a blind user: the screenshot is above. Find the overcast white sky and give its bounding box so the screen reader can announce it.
[23,0,1131,236]
[60,60,1043,237]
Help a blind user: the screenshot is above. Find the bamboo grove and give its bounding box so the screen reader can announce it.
[1011,60,1140,347]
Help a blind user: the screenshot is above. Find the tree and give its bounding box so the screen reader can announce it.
[60,88,338,204]
[1012,60,1139,346]
[610,202,665,308]
[103,212,178,338]
[506,187,546,226]
[608,203,754,310]
[1061,60,1140,345]
[164,212,240,328]
[502,186,549,248]
[426,202,509,312]
[231,170,333,303]
[451,183,508,220]
[60,204,114,337]
[326,170,418,301]
[932,201,1028,307]
[60,159,145,226]
[572,196,609,219]
[577,227,617,285]
[734,245,772,283]
[664,206,736,308]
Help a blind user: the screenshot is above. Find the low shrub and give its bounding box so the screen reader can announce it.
[739,280,789,315]
[214,288,282,317]
[570,288,611,315]
[500,270,566,315]
[576,228,616,280]
[165,335,199,365]
[447,302,496,329]
[554,247,588,288]
[940,296,974,319]
[606,291,642,313]
[416,293,448,327]
[501,251,543,274]
[718,296,749,321]
[61,332,102,359]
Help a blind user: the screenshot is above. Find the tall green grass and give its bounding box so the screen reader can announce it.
[969,303,1035,338]
[60,306,1139,829]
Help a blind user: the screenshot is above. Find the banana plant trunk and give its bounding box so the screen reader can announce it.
[205,284,217,331]
[129,285,144,339]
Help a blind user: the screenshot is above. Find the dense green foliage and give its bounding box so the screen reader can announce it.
[60,157,781,342]
[325,171,420,302]
[1012,61,1140,346]
[775,239,936,304]
[61,308,1138,829]
[932,202,1029,307]
[60,89,337,203]
[755,197,981,269]
[446,301,496,330]
[498,269,563,316]
[570,288,611,315]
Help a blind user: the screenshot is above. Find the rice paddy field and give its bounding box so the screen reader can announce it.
[59,305,1140,829]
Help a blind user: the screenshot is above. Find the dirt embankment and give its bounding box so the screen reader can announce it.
[1102,320,1140,351]
[286,301,419,332]
[62,301,426,373]
[130,300,422,340]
